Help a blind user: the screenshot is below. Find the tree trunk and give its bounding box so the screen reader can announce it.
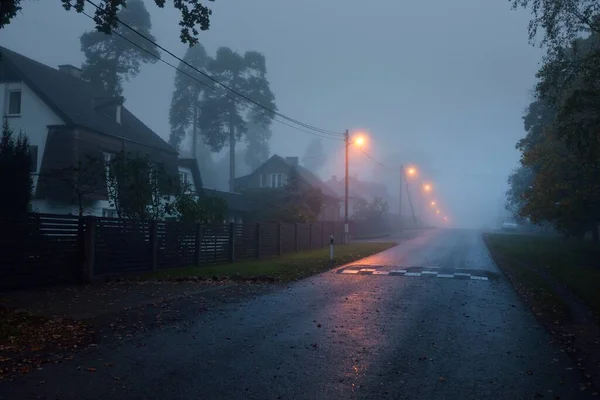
[229,120,235,192]
[192,105,198,159]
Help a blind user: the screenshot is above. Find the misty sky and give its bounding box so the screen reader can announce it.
[0,0,543,228]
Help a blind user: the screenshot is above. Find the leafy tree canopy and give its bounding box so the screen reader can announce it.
[2,0,213,45]
[0,119,32,219]
[80,0,158,97]
[168,42,211,151]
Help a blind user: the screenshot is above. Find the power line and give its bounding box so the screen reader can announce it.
[80,11,343,142]
[359,148,390,170]
[85,0,344,137]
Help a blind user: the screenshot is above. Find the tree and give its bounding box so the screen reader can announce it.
[169,183,227,224]
[44,155,105,217]
[271,167,322,223]
[354,198,389,222]
[199,48,276,192]
[302,138,327,173]
[106,151,174,220]
[511,0,599,50]
[80,0,159,97]
[2,1,213,45]
[505,166,533,223]
[519,126,600,239]
[168,43,211,152]
[0,119,32,219]
[244,121,271,171]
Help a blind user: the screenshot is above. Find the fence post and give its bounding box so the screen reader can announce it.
[256,223,262,259]
[150,220,158,271]
[278,223,283,255]
[82,217,96,284]
[294,223,299,252]
[229,222,235,262]
[195,222,202,266]
[309,223,312,250]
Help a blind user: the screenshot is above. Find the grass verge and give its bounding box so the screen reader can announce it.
[484,233,600,321]
[144,242,398,282]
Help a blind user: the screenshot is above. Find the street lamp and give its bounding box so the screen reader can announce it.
[406,166,417,177]
[344,130,366,244]
[430,201,436,207]
[423,183,432,193]
[436,209,441,214]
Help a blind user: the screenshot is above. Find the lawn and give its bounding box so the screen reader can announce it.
[484,233,600,321]
[145,242,398,282]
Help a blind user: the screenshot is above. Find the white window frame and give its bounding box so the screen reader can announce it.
[7,89,22,116]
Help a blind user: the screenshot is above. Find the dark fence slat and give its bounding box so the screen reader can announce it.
[1,212,346,290]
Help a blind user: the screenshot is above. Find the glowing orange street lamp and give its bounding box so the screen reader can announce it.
[423,183,432,193]
[436,209,441,214]
[430,201,436,207]
[344,130,368,244]
[406,166,417,177]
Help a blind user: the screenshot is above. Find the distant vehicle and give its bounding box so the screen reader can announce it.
[501,222,518,231]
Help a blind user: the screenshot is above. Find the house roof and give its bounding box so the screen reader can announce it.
[277,155,340,199]
[233,154,340,200]
[0,46,175,154]
[325,176,390,202]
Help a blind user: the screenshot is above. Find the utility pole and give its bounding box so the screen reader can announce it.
[344,129,349,244]
[399,164,403,218]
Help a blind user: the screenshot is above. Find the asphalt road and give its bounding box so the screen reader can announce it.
[1,229,594,400]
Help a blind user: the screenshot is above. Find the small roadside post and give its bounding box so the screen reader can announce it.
[329,234,335,264]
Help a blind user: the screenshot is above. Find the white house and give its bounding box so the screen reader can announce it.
[0,46,179,217]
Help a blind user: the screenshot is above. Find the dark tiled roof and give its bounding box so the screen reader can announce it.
[277,155,340,199]
[233,154,341,200]
[0,46,175,154]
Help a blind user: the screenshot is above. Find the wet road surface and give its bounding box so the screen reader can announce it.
[1,229,593,399]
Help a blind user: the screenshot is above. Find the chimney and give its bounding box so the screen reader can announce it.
[58,64,82,79]
[116,104,122,124]
[286,156,299,167]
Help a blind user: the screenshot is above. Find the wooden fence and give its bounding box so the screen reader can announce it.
[0,213,345,290]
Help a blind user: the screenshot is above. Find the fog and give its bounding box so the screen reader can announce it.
[0,0,543,228]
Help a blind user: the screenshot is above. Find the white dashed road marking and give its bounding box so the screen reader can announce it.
[339,267,490,281]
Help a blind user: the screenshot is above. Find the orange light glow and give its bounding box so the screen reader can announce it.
[423,184,432,192]
[354,136,365,146]
[436,209,441,214]
[430,201,436,207]
[406,166,417,176]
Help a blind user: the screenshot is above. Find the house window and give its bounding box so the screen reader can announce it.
[179,171,190,186]
[271,173,277,188]
[7,90,22,116]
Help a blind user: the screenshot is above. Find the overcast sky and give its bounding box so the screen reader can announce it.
[0,0,543,228]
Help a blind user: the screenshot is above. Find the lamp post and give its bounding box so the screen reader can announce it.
[343,130,366,244]
[344,130,349,244]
